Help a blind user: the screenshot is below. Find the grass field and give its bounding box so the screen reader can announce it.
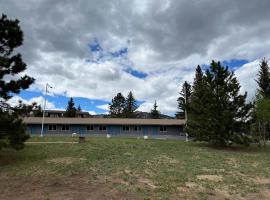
[1,137,270,200]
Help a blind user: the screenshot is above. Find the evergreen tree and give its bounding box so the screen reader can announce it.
[150,100,160,119]
[64,97,76,117]
[124,91,138,118]
[187,61,252,146]
[77,105,82,112]
[256,58,270,99]
[176,81,191,119]
[13,100,42,117]
[186,65,210,140]
[253,58,270,146]
[0,14,34,150]
[0,14,34,100]
[254,98,270,146]
[109,92,126,118]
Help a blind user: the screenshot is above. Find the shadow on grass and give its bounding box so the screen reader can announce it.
[189,141,270,153]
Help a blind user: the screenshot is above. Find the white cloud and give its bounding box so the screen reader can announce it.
[2,0,270,115]
[235,60,260,101]
[7,95,55,109]
[96,104,109,111]
[87,110,97,115]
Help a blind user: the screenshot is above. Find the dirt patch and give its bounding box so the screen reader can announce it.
[210,188,270,200]
[250,177,270,185]
[47,157,86,165]
[147,155,179,165]
[197,175,223,182]
[226,157,239,168]
[0,173,138,200]
[202,167,225,172]
[176,182,205,199]
[96,175,130,186]
[138,177,157,189]
[251,161,259,168]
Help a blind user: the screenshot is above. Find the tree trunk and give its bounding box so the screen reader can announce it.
[264,122,266,147]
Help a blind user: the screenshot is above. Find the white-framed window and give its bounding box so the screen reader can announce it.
[86,125,94,131]
[134,125,141,131]
[48,124,57,131]
[160,125,167,132]
[62,124,70,131]
[123,125,130,131]
[99,125,107,131]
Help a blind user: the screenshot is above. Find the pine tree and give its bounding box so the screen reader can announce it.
[64,97,76,117]
[109,92,126,118]
[187,61,252,146]
[253,58,270,145]
[77,105,82,112]
[124,91,138,118]
[256,58,270,99]
[186,65,210,140]
[13,100,42,117]
[0,14,34,100]
[0,14,34,150]
[176,81,191,119]
[150,100,160,119]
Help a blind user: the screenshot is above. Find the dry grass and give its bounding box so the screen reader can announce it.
[0,136,270,199]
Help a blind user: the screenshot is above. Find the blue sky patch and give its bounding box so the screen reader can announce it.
[124,68,147,79]
[222,59,248,70]
[201,59,249,71]
[110,47,128,57]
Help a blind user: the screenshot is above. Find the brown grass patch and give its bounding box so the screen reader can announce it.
[226,157,239,168]
[138,177,157,189]
[47,157,86,165]
[197,175,223,182]
[250,177,270,185]
[0,173,138,200]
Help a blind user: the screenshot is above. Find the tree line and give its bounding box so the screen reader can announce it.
[176,59,270,146]
[108,92,161,119]
[1,13,270,150]
[64,92,161,119]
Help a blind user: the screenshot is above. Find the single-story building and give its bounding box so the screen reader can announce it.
[23,117,185,136]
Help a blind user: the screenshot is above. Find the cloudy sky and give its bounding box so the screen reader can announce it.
[1,0,270,115]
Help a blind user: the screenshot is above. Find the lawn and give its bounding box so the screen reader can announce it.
[0,137,270,200]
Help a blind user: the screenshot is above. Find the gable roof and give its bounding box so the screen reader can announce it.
[23,117,185,126]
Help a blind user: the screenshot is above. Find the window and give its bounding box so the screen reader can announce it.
[48,124,57,131]
[86,125,94,131]
[134,125,141,131]
[123,125,130,131]
[99,125,107,131]
[160,125,167,132]
[62,124,70,131]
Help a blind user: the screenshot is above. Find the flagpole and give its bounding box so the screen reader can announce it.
[40,83,52,137]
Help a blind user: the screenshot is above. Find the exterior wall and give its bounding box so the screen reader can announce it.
[26,124,184,136]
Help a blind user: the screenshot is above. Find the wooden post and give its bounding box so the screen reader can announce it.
[79,136,85,143]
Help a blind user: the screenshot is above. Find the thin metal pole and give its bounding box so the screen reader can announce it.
[40,83,50,137]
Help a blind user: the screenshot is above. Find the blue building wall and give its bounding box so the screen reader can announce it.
[27,124,183,136]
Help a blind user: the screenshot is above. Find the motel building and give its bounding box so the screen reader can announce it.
[23,117,185,137]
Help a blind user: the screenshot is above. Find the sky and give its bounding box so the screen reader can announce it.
[1,0,270,116]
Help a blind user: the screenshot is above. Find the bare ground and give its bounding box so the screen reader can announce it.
[0,174,138,200]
